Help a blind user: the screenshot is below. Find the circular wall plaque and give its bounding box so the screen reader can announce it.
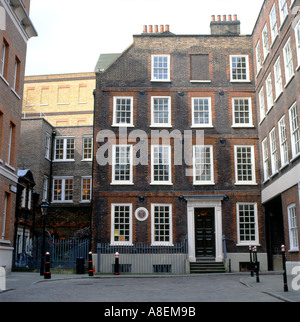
[135,207,149,222]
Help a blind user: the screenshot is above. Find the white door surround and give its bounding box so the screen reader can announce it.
[185,195,225,263]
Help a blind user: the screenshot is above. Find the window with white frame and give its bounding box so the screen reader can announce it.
[237,203,259,245]
[0,41,7,77]
[45,133,51,160]
[287,204,299,251]
[234,146,256,185]
[54,137,75,161]
[111,204,132,245]
[113,97,133,127]
[151,145,172,184]
[262,138,269,182]
[82,136,93,161]
[151,55,170,81]
[269,128,279,175]
[283,38,294,85]
[232,98,253,127]
[53,177,73,202]
[191,97,212,127]
[151,96,171,127]
[193,145,214,184]
[42,176,49,202]
[278,116,289,167]
[21,188,26,208]
[1,193,9,240]
[81,176,92,202]
[278,0,288,26]
[262,24,270,60]
[230,55,250,81]
[289,102,300,158]
[7,123,14,165]
[255,40,262,74]
[112,145,133,184]
[274,56,283,99]
[266,73,274,111]
[259,87,266,122]
[270,4,278,43]
[295,20,300,67]
[151,204,172,246]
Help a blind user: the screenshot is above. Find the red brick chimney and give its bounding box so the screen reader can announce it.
[210,14,240,35]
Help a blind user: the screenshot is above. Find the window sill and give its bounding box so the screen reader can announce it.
[190,80,211,83]
[234,182,258,186]
[275,91,283,102]
[11,88,21,100]
[150,125,172,128]
[0,74,9,86]
[53,159,75,163]
[193,182,215,186]
[111,124,134,128]
[284,74,295,88]
[110,182,134,186]
[288,248,299,253]
[290,152,300,163]
[191,125,213,129]
[150,182,173,186]
[51,201,74,204]
[236,243,261,247]
[230,80,251,83]
[151,80,171,83]
[5,163,16,172]
[232,125,254,128]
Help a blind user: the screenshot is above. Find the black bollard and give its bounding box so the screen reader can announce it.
[114,252,119,275]
[281,245,288,292]
[88,251,94,276]
[44,252,51,280]
[249,245,254,277]
[253,246,259,283]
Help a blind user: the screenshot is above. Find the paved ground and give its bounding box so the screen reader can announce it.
[0,271,299,303]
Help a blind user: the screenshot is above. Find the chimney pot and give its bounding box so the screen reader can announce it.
[154,25,158,33]
[228,14,232,21]
[148,25,153,33]
[233,14,237,21]
[223,15,227,21]
[165,24,170,32]
[143,25,147,33]
[211,15,215,21]
[160,25,164,32]
[217,15,221,21]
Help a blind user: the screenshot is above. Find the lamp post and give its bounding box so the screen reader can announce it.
[40,201,49,276]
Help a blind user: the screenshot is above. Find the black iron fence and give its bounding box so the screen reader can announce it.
[97,240,188,274]
[14,237,90,270]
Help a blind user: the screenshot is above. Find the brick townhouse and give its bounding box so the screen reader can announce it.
[93,16,267,273]
[0,0,37,272]
[17,73,96,247]
[18,119,93,241]
[252,0,300,272]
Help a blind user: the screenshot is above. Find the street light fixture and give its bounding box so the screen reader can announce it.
[40,201,49,276]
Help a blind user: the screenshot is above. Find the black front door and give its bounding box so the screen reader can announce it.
[195,208,215,258]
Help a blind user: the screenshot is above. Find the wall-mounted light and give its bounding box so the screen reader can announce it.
[220,138,226,144]
[178,91,184,96]
[218,90,224,96]
[139,90,145,95]
[139,196,145,202]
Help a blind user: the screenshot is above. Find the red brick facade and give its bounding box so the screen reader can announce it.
[0,0,37,272]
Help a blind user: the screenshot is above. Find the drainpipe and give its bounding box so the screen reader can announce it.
[48,130,56,204]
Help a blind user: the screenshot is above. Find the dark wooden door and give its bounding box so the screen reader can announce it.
[195,208,215,258]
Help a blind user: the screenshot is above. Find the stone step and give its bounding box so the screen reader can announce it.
[190,262,226,274]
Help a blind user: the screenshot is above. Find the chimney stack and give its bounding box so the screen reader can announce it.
[142,25,171,34]
[210,14,240,35]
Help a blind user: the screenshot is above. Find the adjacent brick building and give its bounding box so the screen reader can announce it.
[0,0,37,272]
[93,16,267,272]
[253,0,300,271]
[23,72,95,127]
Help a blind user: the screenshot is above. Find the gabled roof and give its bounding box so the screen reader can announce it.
[94,53,121,73]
